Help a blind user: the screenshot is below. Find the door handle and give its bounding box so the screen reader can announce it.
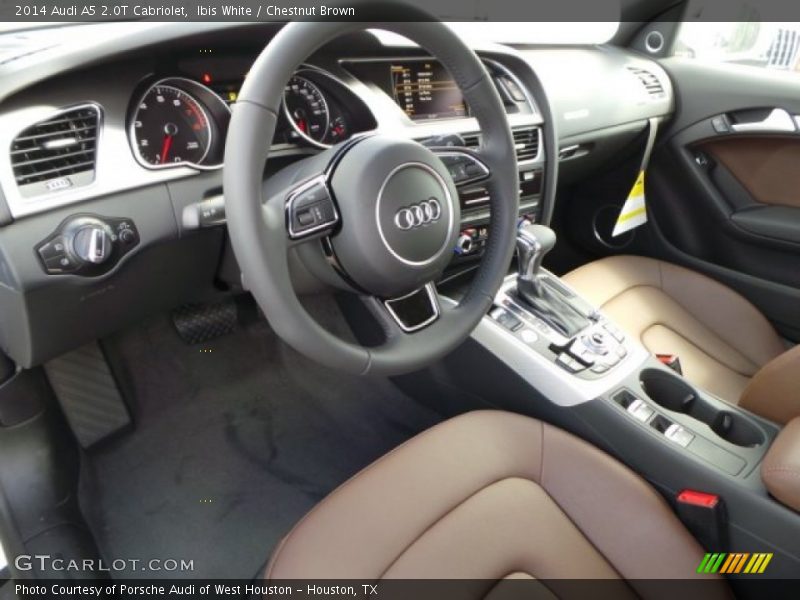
[729,108,797,133]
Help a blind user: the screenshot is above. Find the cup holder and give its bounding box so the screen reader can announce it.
[639,368,765,448]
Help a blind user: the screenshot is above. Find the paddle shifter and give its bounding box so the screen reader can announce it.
[514,223,591,337]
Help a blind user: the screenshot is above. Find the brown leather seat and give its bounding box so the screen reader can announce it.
[563,255,797,424]
[266,411,728,597]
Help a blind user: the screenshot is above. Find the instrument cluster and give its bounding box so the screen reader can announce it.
[127,64,369,170]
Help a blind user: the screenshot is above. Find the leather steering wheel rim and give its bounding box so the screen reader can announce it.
[224,9,519,376]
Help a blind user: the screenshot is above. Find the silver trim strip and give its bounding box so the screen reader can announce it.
[1,52,542,219]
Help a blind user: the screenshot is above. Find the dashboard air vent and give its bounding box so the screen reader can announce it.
[462,133,480,150]
[460,128,540,163]
[513,127,540,162]
[11,105,100,196]
[627,67,666,99]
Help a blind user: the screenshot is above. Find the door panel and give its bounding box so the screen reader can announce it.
[643,58,800,339]
[700,136,800,209]
[697,135,800,247]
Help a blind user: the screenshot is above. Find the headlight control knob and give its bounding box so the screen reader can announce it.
[455,231,475,255]
[72,224,112,264]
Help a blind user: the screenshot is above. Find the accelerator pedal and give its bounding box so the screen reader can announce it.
[172,299,238,344]
[44,342,131,448]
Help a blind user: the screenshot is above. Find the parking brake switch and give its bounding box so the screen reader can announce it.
[664,423,695,448]
[626,398,654,423]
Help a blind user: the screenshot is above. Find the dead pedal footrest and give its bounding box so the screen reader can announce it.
[44,342,131,449]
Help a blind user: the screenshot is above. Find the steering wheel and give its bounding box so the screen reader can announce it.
[224,11,519,376]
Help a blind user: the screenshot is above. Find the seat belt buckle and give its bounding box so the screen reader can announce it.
[676,489,728,550]
[657,353,683,375]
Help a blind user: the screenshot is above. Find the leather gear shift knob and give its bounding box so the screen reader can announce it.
[516,223,556,285]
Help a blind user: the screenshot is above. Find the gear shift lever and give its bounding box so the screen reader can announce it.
[514,223,590,337]
[516,223,557,297]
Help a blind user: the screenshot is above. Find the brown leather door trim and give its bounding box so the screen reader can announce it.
[700,136,800,209]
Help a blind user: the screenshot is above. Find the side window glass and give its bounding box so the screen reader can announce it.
[676,3,800,74]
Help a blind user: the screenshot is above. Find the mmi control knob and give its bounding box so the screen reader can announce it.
[72,225,113,264]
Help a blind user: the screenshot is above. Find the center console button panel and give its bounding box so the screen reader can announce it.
[489,307,523,332]
[491,291,632,379]
[35,214,140,276]
[610,385,755,476]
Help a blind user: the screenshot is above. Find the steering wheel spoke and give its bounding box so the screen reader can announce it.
[380,283,442,334]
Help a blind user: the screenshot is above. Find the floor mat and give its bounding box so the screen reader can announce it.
[79,301,443,579]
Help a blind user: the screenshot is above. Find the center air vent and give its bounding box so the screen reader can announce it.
[627,67,666,100]
[10,105,101,198]
[513,127,540,162]
[462,133,480,150]
[460,127,540,163]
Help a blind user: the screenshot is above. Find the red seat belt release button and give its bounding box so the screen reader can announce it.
[678,489,719,508]
[676,489,727,550]
[657,353,683,375]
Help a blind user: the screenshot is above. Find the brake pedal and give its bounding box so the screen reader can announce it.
[44,342,131,448]
[172,299,238,344]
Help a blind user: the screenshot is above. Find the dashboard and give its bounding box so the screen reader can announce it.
[0,22,673,368]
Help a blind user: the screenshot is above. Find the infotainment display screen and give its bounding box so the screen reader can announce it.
[389,61,468,120]
[343,59,468,121]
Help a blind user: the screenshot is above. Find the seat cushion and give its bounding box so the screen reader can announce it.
[266,411,727,598]
[562,255,785,407]
[740,344,800,424]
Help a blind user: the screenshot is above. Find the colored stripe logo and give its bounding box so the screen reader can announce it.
[697,552,773,574]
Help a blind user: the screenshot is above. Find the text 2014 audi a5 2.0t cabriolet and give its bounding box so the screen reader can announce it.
[0,0,799,597]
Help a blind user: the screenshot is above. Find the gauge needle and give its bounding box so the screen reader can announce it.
[160,134,173,164]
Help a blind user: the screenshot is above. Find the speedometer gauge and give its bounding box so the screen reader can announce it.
[129,77,229,170]
[284,75,330,147]
[132,85,211,167]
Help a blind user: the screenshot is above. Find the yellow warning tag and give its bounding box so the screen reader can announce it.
[612,170,647,237]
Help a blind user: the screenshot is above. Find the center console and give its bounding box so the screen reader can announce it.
[471,224,650,408]
[435,223,800,577]
[473,222,775,463]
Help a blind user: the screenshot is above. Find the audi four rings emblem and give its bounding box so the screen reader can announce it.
[394,198,442,230]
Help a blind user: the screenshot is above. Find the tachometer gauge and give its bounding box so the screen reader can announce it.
[328,115,349,144]
[130,78,229,169]
[284,75,330,148]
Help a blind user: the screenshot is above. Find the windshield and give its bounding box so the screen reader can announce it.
[447,22,619,45]
[0,21,619,45]
[0,22,57,33]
